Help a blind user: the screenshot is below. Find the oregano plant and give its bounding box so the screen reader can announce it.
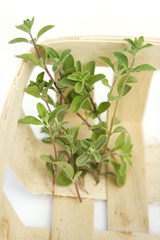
[9,17,156,202]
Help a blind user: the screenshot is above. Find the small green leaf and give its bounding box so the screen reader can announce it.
[40,154,54,163]
[124,38,136,48]
[97,102,110,113]
[85,61,95,75]
[142,43,153,49]
[108,94,120,101]
[37,103,48,117]
[99,56,115,71]
[37,25,55,39]
[102,79,111,88]
[117,173,126,186]
[88,74,106,85]
[73,171,82,182]
[70,94,89,113]
[76,153,90,167]
[18,116,43,125]
[120,160,127,176]
[81,139,91,149]
[114,117,121,125]
[56,162,74,181]
[63,54,74,71]
[127,76,138,83]
[113,126,127,133]
[95,135,107,150]
[58,78,75,87]
[9,38,29,44]
[76,60,83,73]
[117,77,132,97]
[58,151,66,161]
[46,162,54,177]
[115,132,125,150]
[113,52,128,69]
[134,64,156,72]
[60,49,71,62]
[57,171,72,186]
[92,151,101,162]
[67,74,80,81]
[25,86,40,98]
[16,53,39,66]
[49,104,69,123]
[36,71,45,83]
[54,137,70,152]
[74,81,84,93]
[16,24,30,33]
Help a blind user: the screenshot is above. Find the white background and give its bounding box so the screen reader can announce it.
[1,0,160,233]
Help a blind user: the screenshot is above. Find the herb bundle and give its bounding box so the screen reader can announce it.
[9,17,156,202]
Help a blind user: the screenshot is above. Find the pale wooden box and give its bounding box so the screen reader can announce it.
[0,36,160,239]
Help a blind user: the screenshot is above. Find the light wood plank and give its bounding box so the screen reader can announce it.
[94,231,160,240]
[52,196,94,240]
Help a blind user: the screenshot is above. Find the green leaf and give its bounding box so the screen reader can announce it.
[74,81,84,93]
[60,49,71,62]
[57,171,72,186]
[142,43,153,49]
[76,60,83,73]
[73,171,82,182]
[114,117,121,125]
[48,47,59,59]
[85,61,95,75]
[102,79,111,88]
[36,71,45,83]
[37,103,48,117]
[120,160,127,176]
[117,173,126,186]
[70,94,90,113]
[18,116,43,125]
[113,52,128,69]
[127,76,138,83]
[81,98,93,111]
[95,135,107,150]
[117,77,132,96]
[134,64,156,72]
[81,139,91,149]
[67,74,80,81]
[88,74,106,85]
[100,171,116,177]
[124,38,136,48]
[92,151,101,163]
[113,126,127,133]
[76,153,90,167]
[25,86,40,98]
[99,56,115,71]
[81,71,90,82]
[58,78,75,87]
[9,38,29,44]
[115,132,125,150]
[56,162,74,181]
[16,54,39,66]
[108,94,120,101]
[16,24,30,33]
[49,104,69,123]
[46,162,54,177]
[37,25,55,39]
[63,54,74,71]
[98,102,110,113]
[40,154,54,163]
[58,151,66,161]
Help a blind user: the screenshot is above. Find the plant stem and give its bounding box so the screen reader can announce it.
[84,84,101,122]
[30,33,91,128]
[106,73,119,132]
[106,58,135,148]
[70,149,82,203]
[58,69,63,105]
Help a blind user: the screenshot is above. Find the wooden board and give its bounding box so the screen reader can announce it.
[0,36,160,239]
